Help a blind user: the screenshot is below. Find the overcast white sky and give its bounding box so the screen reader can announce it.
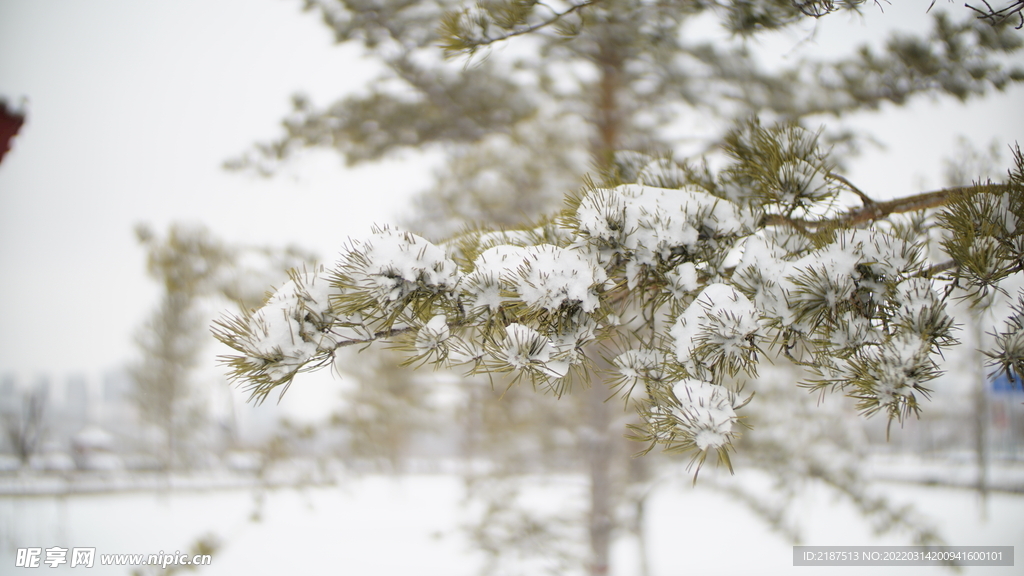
[0,0,1022,397]
[0,0,438,384]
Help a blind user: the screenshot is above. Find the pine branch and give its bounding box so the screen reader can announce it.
[493,0,601,39]
[440,0,602,57]
[918,259,959,278]
[842,188,958,226]
[333,325,421,350]
[765,184,1013,230]
[216,323,425,404]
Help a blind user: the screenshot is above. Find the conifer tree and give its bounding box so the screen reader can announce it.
[328,347,441,471]
[218,1,1024,573]
[132,224,313,468]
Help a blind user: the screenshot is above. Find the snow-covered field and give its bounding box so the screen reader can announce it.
[1,473,1020,576]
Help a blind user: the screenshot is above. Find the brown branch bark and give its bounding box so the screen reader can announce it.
[764,184,1013,230]
[919,259,959,278]
[329,324,418,349]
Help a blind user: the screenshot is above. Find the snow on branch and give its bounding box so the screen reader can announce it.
[216,124,1024,475]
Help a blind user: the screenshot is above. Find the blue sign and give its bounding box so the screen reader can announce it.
[991,372,1024,394]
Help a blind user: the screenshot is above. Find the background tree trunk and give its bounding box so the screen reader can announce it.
[584,28,627,574]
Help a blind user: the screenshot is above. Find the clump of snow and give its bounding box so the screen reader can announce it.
[415,314,450,355]
[576,184,750,256]
[670,283,760,364]
[842,229,918,281]
[892,277,952,341]
[463,244,605,314]
[548,316,597,366]
[344,227,461,304]
[995,193,1019,234]
[498,323,568,378]
[574,184,752,287]
[246,267,339,382]
[664,262,699,298]
[828,315,881,353]
[861,334,932,408]
[614,348,668,384]
[736,229,920,334]
[515,245,605,313]
[894,278,939,311]
[461,245,533,313]
[775,157,831,204]
[672,379,738,450]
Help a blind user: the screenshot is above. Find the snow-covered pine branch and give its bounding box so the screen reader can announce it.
[215,122,1024,475]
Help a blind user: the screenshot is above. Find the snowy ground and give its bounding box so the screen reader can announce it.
[1,471,1020,576]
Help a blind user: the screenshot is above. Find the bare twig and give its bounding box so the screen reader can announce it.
[966,0,1024,29]
[831,174,876,206]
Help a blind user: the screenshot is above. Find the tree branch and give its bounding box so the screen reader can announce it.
[918,259,959,278]
[330,324,419,350]
[832,174,875,206]
[966,0,1024,29]
[765,184,1013,230]
[442,0,602,57]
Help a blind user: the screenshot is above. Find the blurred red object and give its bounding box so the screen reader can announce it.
[0,100,26,164]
